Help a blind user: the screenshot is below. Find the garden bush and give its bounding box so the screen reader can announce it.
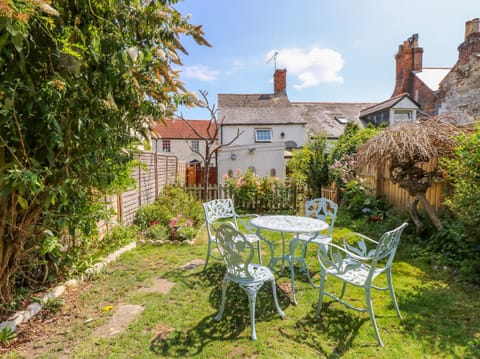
[133,185,203,242]
[224,169,296,213]
[411,210,480,283]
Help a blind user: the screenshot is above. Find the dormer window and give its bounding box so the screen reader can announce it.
[255,128,272,142]
[394,110,412,121]
[335,117,348,124]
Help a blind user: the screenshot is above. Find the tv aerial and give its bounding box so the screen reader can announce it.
[266,51,279,70]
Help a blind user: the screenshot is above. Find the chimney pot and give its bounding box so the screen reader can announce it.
[459,18,480,64]
[465,18,480,39]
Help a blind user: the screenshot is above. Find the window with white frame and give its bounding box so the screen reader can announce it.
[393,110,412,121]
[191,140,199,152]
[255,128,272,142]
[162,139,171,152]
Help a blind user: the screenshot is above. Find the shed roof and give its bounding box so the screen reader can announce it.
[152,119,216,139]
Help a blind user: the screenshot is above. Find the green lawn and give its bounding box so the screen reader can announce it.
[6,223,480,358]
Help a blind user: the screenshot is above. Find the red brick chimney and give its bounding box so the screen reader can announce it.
[274,69,287,94]
[458,18,480,65]
[392,34,423,97]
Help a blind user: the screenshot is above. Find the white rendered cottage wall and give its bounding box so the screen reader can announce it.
[222,123,306,147]
[152,138,208,164]
[219,123,306,183]
[217,143,286,184]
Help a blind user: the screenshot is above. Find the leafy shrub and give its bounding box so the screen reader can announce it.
[0,326,16,344]
[154,186,204,228]
[224,169,294,213]
[133,203,162,230]
[224,169,259,204]
[168,215,198,242]
[412,212,480,282]
[134,185,203,242]
[441,126,480,239]
[340,179,389,221]
[436,126,480,281]
[145,223,169,241]
[98,225,138,254]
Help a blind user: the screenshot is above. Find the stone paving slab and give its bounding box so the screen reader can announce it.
[138,278,176,294]
[94,304,145,338]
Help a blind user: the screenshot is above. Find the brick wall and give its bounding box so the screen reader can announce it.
[412,77,437,114]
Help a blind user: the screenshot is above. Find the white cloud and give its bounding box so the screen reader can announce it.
[182,65,218,81]
[266,47,344,89]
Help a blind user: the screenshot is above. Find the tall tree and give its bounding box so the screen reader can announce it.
[355,115,467,232]
[0,0,209,308]
[287,134,329,197]
[178,90,242,201]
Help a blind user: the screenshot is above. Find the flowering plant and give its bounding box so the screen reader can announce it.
[224,169,290,213]
[168,214,197,242]
[224,169,260,204]
[329,154,358,186]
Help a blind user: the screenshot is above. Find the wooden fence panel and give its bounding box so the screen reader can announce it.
[320,185,339,203]
[139,153,157,205]
[104,152,186,226]
[356,158,447,211]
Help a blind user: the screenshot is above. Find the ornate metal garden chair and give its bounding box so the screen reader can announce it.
[202,199,261,271]
[316,222,408,346]
[213,223,285,340]
[290,198,338,286]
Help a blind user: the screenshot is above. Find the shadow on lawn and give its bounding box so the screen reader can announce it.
[282,302,368,357]
[398,278,480,358]
[152,263,292,357]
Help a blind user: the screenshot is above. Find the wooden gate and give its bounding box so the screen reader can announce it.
[186,166,217,186]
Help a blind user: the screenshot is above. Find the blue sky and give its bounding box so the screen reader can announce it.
[174,0,478,119]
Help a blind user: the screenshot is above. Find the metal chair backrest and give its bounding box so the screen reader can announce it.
[213,223,255,280]
[305,198,338,236]
[371,222,408,270]
[203,198,239,240]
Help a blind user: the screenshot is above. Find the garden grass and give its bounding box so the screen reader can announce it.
[5,224,480,359]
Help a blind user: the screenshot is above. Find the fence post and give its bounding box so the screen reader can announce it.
[137,161,142,207]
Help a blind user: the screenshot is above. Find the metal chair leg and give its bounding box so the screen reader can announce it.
[365,287,384,347]
[214,277,228,321]
[270,279,286,319]
[316,272,327,317]
[386,268,402,319]
[203,237,212,271]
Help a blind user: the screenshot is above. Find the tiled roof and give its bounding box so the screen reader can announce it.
[152,119,216,139]
[359,93,419,117]
[218,93,306,125]
[292,101,375,138]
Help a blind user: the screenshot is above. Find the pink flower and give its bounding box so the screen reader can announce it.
[169,214,182,229]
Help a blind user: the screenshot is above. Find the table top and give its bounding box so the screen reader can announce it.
[250,215,328,233]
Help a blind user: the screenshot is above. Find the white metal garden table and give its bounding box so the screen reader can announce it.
[250,215,328,305]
